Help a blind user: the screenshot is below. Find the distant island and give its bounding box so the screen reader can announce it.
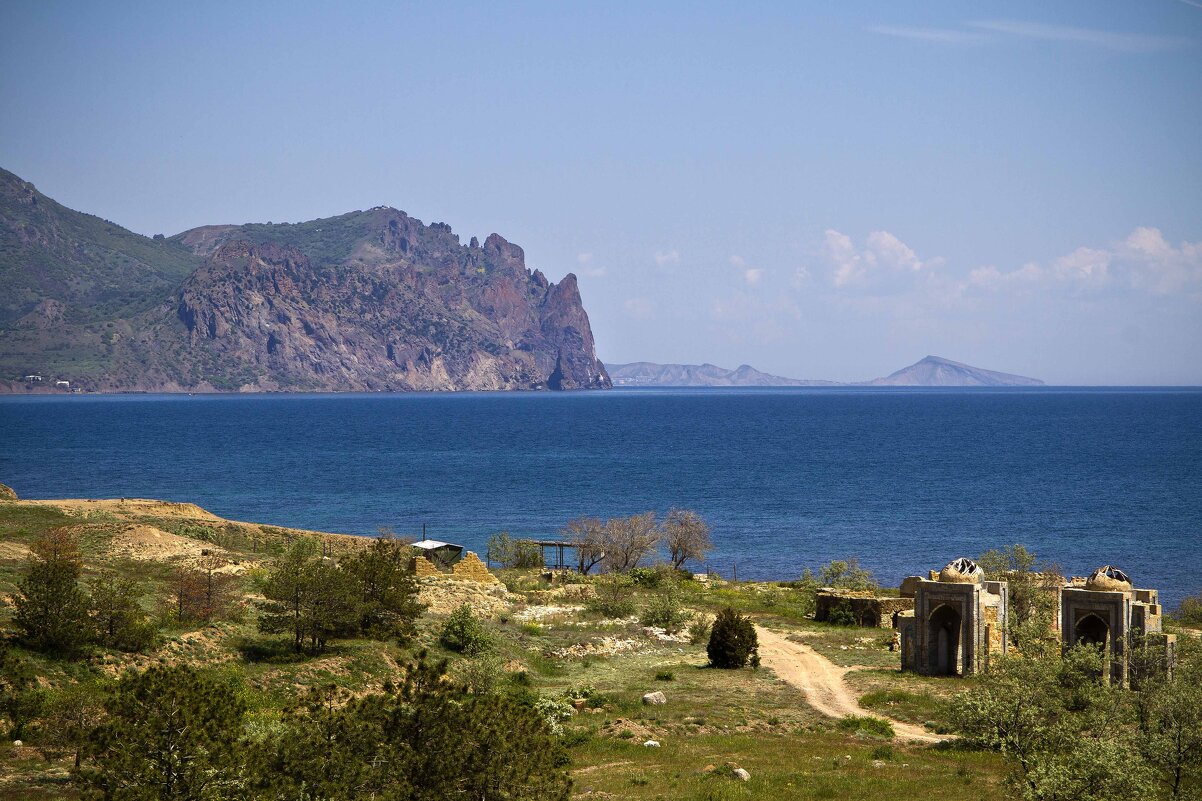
[606,355,1044,388]
[0,168,609,393]
[606,362,838,387]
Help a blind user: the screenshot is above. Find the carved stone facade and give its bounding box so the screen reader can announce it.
[898,558,1008,676]
[899,561,1175,684]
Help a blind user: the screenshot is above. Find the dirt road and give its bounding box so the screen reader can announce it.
[755,625,948,743]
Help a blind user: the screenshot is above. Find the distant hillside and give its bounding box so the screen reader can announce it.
[606,362,836,387]
[866,355,1044,387]
[0,168,609,392]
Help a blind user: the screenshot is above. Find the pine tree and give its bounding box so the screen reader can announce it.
[341,537,426,642]
[83,665,247,801]
[14,528,90,656]
[707,607,759,669]
[258,540,358,652]
[89,568,156,652]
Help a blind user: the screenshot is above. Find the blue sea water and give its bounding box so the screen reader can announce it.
[1,388,1200,607]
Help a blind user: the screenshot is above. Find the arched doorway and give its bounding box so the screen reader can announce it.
[1075,614,1109,649]
[928,605,961,675]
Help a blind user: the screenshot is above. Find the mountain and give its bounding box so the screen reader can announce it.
[0,169,609,392]
[866,355,1044,387]
[606,362,836,387]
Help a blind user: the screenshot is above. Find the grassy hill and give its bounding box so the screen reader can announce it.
[0,491,1008,800]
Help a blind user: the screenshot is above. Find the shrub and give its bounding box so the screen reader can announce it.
[688,618,712,645]
[629,566,667,588]
[837,715,895,739]
[639,582,691,632]
[487,532,544,569]
[707,608,759,669]
[825,600,858,627]
[439,604,493,656]
[587,575,636,619]
[654,670,675,681]
[533,697,575,735]
[1176,591,1202,627]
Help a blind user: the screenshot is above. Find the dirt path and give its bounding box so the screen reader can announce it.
[755,625,948,744]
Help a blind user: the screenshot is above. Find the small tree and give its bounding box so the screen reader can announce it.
[83,665,247,801]
[707,607,759,669]
[439,604,493,656]
[166,559,239,626]
[37,680,106,769]
[258,541,359,653]
[1175,589,1202,628]
[486,531,543,569]
[563,517,606,574]
[601,512,659,573]
[639,580,691,633]
[978,545,1063,655]
[662,509,712,570]
[342,537,426,643]
[818,558,877,591]
[14,528,90,656]
[89,569,156,652]
[0,642,42,740]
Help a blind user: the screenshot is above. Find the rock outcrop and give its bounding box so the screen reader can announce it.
[0,169,609,393]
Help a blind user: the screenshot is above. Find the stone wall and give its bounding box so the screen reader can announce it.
[814,590,914,628]
[451,551,501,584]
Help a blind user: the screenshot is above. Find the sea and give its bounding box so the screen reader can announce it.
[1,388,1199,607]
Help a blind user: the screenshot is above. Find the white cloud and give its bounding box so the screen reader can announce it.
[744,268,763,286]
[654,249,680,267]
[824,229,939,289]
[971,227,1202,297]
[967,20,1190,53]
[870,25,986,45]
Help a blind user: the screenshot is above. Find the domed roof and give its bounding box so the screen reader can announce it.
[938,557,983,584]
[1085,565,1131,592]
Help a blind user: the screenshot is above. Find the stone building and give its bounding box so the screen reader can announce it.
[814,589,914,628]
[1059,565,1174,686]
[898,559,1175,685]
[897,557,1009,676]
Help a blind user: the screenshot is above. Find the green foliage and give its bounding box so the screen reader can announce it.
[0,642,42,740]
[88,569,156,652]
[977,544,1062,654]
[14,529,90,656]
[952,643,1177,801]
[1176,590,1202,627]
[35,680,106,769]
[341,537,426,643]
[257,540,360,653]
[817,558,877,592]
[251,654,571,801]
[707,608,759,669]
[1133,636,1202,799]
[628,566,664,588]
[486,531,544,569]
[825,600,858,627]
[587,574,637,619]
[688,617,713,645]
[655,670,676,681]
[640,580,692,632]
[83,665,248,801]
[439,603,493,655]
[837,715,895,739]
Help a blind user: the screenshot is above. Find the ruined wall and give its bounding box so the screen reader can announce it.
[451,551,501,584]
[814,590,914,628]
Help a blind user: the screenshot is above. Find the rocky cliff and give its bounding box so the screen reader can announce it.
[0,169,609,392]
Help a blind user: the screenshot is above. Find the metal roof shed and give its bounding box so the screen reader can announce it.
[411,539,464,569]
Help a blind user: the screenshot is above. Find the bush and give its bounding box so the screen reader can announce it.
[825,600,858,627]
[587,575,636,619]
[1177,591,1202,627]
[487,532,544,569]
[654,670,675,681]
[837,715,895,739]
[707,608,759,669]
[688,618,712,645]
[639,582,691,632]
[439,604,493,656]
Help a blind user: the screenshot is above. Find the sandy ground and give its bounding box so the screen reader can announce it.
[755,625,948,744]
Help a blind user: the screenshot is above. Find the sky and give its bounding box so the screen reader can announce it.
[2,1,1200,384]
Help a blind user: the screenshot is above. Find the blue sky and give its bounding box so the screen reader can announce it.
[2,1,1200,384]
